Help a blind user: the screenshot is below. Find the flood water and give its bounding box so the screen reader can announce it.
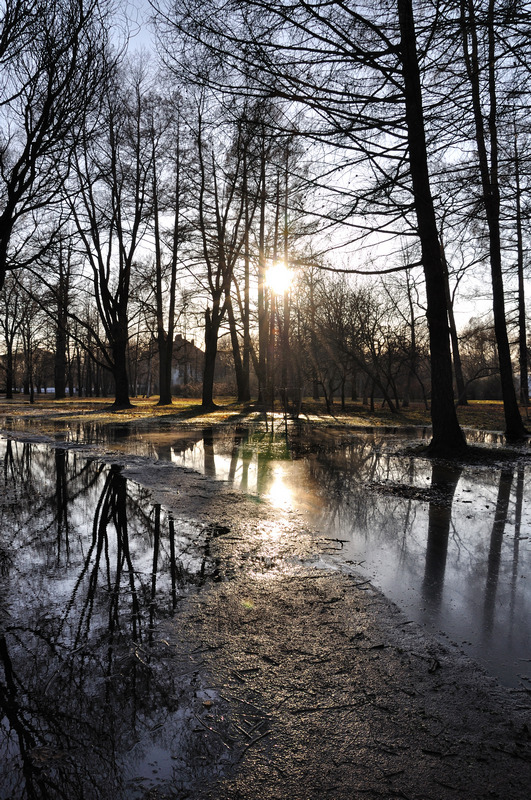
[0,438,227,799]
[161,423,531,691]
[1,422,530,798]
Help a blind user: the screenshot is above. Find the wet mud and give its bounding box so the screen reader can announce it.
[167,569,531,800]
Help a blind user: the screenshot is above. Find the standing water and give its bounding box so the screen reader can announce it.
[1,423,530,798]
[0,438,227,799]
[165,424,531,690]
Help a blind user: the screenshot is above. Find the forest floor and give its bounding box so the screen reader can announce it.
[0,392,518,432]
[1,395,531,799]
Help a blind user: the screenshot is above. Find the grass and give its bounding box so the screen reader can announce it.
[0,393,523,434]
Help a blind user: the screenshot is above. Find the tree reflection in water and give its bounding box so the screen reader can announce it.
[2,426,531,796]
[422,463,463,612]
[279,430,530,688]
[0,439,227,799]
[166,426,530,683]
[156,423,530,688]
[483,468,513,636]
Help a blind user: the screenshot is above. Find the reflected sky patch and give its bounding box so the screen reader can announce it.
[161,425,531,690]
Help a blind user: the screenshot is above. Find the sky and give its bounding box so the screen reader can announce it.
[125,0,155,51]
[119,0,495,333]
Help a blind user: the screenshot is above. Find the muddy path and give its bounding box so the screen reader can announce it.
[0,401,530,798]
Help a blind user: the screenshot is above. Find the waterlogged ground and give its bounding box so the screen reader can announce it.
[1,403,530,798]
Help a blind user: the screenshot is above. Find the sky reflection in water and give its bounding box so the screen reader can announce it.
[167,425,531,690]
[0,424,530,798]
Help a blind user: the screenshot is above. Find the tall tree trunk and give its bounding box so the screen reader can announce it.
[54,250,69,401]
[111,325,132,408]
[460,0,525,440]
[398,0,467,455]
[158,333,172,403]
[242,155,251,401]
[76,347,82,397]
[0,220,13,293]
[5,346,13,399]
[112,360,131,408]
[85,352,93,396]
[202,305,222,409]
[402,271,417,409]
[54,296,67,400]
[515,133,528,407]
[226,293,248,401]
[153,140,171,406]
[257,139,268,402]
[440,243,467,405]
[154,132,180,407]
[281,149,290,404]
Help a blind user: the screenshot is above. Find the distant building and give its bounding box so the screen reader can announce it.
[171,335,204,389]
[171,334,235,395]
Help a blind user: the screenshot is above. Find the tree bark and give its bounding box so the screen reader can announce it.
[440,244,467,405]
[202,307,221,409]
[110,323,132,408]
[54,272,68,400]
[398,0,467,455]
[5,347,13,399]
[226,293,248,401]
[54,322,67,400]
[257,141,268,403]
[158,333,172,405]
[460,0,526,440]
[154,131,180,407]
[242,155,252,401]
[515,134,528,407]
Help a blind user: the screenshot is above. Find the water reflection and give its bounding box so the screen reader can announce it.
[170,427,314,512]
[163,425,531,689]
[422,464,463,611]
[483,468,513,636]
[0,439,226,799]
[1,418,530,778]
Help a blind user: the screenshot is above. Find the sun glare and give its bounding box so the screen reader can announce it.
[265,261,292,295]
[266,464,294,510]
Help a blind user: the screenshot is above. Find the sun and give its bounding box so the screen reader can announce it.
[265,261,292,295]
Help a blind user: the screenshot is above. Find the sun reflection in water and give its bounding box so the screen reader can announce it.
[265,464,294,510]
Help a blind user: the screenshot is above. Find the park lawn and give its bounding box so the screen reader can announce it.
[0,394,520,434]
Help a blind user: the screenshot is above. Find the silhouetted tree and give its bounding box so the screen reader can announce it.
[71,59,153,408]
[0,0,113,290]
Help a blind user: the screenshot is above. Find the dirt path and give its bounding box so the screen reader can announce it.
[165,566,531,800]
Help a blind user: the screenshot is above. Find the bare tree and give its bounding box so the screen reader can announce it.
[158,0,467,454]
[70,60,153,408]
[0,0,113,291]
[190,103,255,408]
[456,0,527,439]
[0,273,22,397]
[149,93,189,405]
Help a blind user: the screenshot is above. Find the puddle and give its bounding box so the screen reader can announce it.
[4,419,528,690]
[0,439,228,799]
[1,422,531,797]
[154,423,531,690]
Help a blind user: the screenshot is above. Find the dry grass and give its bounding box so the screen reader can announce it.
[0,393,524,434]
